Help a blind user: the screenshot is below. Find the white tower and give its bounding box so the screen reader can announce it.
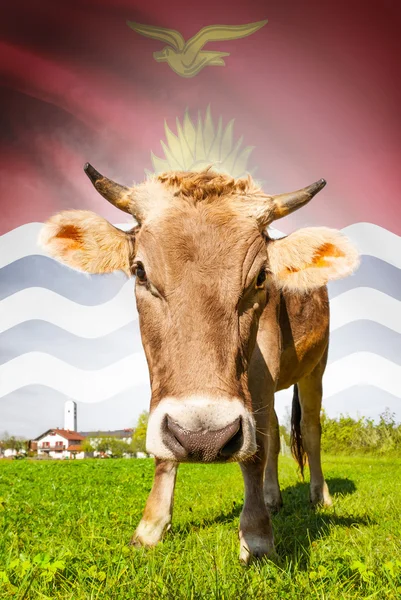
[64,400,77,431]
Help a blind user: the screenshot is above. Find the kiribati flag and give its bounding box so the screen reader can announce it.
[0,0,400,437]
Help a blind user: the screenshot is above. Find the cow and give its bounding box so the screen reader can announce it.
[39,164,359,563]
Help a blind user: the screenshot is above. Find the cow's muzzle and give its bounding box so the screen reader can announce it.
[146,396,257,463]
[163,415,243,462]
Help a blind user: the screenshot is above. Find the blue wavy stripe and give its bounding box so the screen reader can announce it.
[328,321,401,365]
[0,254,400,304]
[0,384,151,440]
[0,319,399,369]
[0,255,127,304]
[0,320,142,368]
[328,256,401,300]
[323,385,401,420]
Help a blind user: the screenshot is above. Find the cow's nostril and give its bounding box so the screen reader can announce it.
[163,415,242,462]
[161,415,187,461]
[219,420,243,457]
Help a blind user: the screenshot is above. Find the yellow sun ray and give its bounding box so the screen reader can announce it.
[163,122,185,168]
[203,105,215,155]
[149,106,255,178]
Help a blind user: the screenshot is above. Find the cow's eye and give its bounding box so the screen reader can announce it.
[135,262,147,284]
[256,268,266,288]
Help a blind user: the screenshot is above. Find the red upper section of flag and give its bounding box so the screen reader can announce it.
[0,0,400,234]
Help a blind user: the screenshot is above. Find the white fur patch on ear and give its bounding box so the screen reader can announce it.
[39,210,134,275]
[267,227,360,292]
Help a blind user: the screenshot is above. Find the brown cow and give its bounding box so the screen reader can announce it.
[40,165,359,563]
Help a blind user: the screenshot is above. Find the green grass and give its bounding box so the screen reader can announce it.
[0,456,400,599]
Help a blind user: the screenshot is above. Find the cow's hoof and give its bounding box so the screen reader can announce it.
[129,535,144,548]
[310,481,333,508]
[239,532,275,565]
[130,519,170,548]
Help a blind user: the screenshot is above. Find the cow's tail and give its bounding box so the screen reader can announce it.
[290,384,306,480]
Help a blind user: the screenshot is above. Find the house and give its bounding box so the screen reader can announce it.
[33,428,86,459]
[2,448,18,458]
[27,427,143,459]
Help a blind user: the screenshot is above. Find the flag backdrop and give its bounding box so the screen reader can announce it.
[0,0,400,438]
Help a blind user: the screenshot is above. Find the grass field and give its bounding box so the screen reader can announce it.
[0,456,400,599]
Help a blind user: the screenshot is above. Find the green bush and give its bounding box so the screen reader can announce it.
[320,409,401,455]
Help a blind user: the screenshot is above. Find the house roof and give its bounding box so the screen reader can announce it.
[68,444,83,452]
[34,429,85,442]
[78,429,133,439]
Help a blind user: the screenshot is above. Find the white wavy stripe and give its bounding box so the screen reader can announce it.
[275,352,401,408]
[342,223,400,269]
[329,288,401,333]
[324,353,400,398]
[0,351,399,402]
[1,222,400,269]
[0,352,149,402]
[0,284,138,338]
[1,286,399,338]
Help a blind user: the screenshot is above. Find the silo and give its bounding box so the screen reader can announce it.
[64,400,77,431]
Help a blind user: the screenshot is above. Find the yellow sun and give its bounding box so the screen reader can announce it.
[148,105,256,178]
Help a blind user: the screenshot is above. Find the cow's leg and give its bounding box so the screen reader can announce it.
[239,427,275,564]
[263,406,283,512]
[131,459,178,547]
[297,362,332,507]
[241,306,280,563]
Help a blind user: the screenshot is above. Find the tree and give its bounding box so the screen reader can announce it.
[279,424,291,448]
[130,411,149,454]
[95,436,113,455]
[89,435,130,458]
[0,434,26,453]
[109,438,130,458]
[81,438,95,454]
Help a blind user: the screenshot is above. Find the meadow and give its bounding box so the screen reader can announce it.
[0,456,400,599]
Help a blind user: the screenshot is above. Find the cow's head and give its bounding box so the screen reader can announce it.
[40,165,359,463]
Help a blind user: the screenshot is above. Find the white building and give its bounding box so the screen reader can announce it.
[3,448,18,458]
[33,428,85,459]
[64,401,77,432]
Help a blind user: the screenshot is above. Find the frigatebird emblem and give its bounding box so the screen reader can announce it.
[126,20,268,78]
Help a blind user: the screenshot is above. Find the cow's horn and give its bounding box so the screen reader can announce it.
[270,179,327,221]
[84,163,132,214]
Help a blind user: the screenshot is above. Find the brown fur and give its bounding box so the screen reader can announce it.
[55,224,83,245]
[40,169,359,561]
[157,169,258,200]
[133,201,266,409]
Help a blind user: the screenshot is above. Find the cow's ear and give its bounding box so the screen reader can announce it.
[39,210,135,275]
[267,227,360,291]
